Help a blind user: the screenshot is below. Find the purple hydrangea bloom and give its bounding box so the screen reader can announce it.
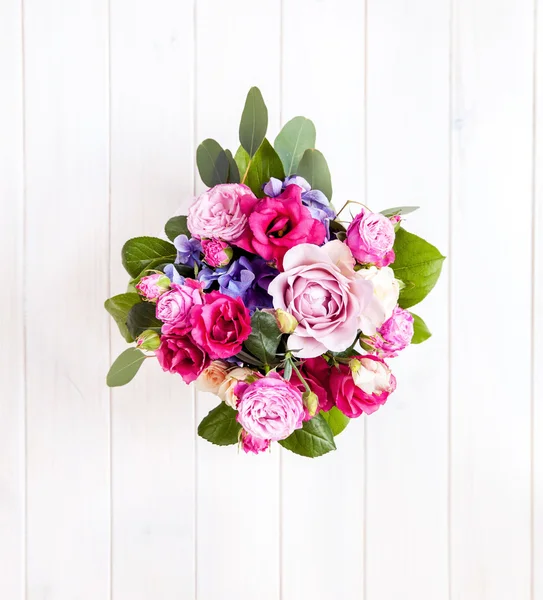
[263,176,336,239]
[174,234,202,268]
[163,264,185,285]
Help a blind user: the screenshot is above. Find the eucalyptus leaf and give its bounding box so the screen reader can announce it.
[392,228,445,309]
[234,140,285,197]
[274,116,316,175]
[196,138,229,186]
[106,348,147,387]
[297,149,333,200]
[165,215,190,242]
[279,413,336,458]
[239,87,268,157]
[126,302,163,339]
[104,293,142,342]
[380,206,420,217]
[244,310,283,365]
[225,149,240,183]
[198,403,241,446]
[410,312,432,344]
[122,237,177,279]
[321,407,350,436]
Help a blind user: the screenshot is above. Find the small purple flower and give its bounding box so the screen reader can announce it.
[163,264,186,285]
[174,234,202,268]
[218,257,256,299]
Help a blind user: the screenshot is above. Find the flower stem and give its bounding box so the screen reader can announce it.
[241,159,252,185]
[291,362,311,394]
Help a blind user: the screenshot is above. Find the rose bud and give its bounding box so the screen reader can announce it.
[135,273,171,301]
[195,360,229,395]
[201,238,233,268]
[135,329,161,351]
[302,390,319,418]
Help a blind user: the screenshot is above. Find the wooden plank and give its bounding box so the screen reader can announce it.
[450,0,533,598]
[0,1,25,599]
[194,1,281,598]
[281,1,366,599]
[23,1,111,598]
[364,1,450,598]
[109,1,196,598]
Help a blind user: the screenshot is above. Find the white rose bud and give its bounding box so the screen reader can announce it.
[349,357,394,395]
[357,266,400,335]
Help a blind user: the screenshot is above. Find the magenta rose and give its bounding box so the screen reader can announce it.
[235,373,304,441]
[268,241,373,358]
[368,306,414,358]
[136,273,170,301]
[156,327,209,384]
[156,279,203,335]
[290,356,334,414]
[187,183,255,242]
[190,291,251,359]
[233,185,326,270]
[201,238,232,267]
[330,355,396,418]
[346,207,395,267]
[240,430,270,455]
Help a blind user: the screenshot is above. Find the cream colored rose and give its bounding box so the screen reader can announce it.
[217,367,254,408]
[357,266,400,335]
[350,356,394,395]
[195,361,229,394]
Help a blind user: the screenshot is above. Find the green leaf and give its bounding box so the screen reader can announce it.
[126,302,162,339]
[198,403,241,446]
[225,149,240,183]
[320,407,350,436]
[104,293,142,342]
[380,206,419,217]
[297,149,333,201]
[196,138,229,187]
[165,215,190,242]
[279,413,336,458]
[122,237,177,279]
[410,312,432,344]
[391,228,445,309]
[274,116,316,176]
[106,348,147,387]
[283,360,293,382]
[234,349,265,367]
[244,310,282,365]
[234,140,285,197]
[239,86,268,157]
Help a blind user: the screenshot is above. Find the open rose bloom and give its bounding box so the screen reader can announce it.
[106,87,445,458]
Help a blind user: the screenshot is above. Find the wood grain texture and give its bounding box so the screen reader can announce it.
[281,1,366,599]
[109,1,197,598]
[194,1,281,598]
[0,1,25,599]
[450,0,534,598]
[364,1,450,598]
[23,1,111,598]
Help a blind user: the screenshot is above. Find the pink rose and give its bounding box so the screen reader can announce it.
[236,373,304,441]
[190,291,252,359]
[290,357,334,413]
[330,355,396,418]
[156,328,209,384]
[268,241,373,358]
[156,279,203,335]
[187,183,255,242]
[135,273,170,301]
[240,430,270,455]
[233,185,326,270]
[368,306,414,358]
[346,207,395,267]
[201,238,232,267]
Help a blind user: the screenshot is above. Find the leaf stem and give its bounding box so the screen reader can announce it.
[241,158,252,184]
[291,362,311,394]
[335,199,369,219]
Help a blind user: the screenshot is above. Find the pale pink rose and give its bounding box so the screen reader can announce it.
[155,279,203,335]
[217,367,254,408]
[187,183,255,242]
[368,306,414,358]
[135,273,170,301]
[357,266,400,336]
[268,241,374,358]
[240,431,270,455]
[346,207,395,267]
[195,360,229,394]
[235,373,304,441]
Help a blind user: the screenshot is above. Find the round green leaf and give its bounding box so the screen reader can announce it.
[274,116,316,176]
[380,206,420,218]
[121,237,177,279]
[165,215,190,242]
[244,310,282,365]
[126,302,162,339]
[239,87,268,157]
[320,407,350,436]
[106,348,147,387]
[410,312,432,344]
[234,140,285,198]
[225,149,240,183]
[198,403,241,446]
[297,148,333,201]
[104,293,142,342]
[279,413,336,458]
[196,138,229,187]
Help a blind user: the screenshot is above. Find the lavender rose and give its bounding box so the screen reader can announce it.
[268,241,373,358]
[235,373,304,441]
[346,207,395,267]
[368,306,414,357]
[155,279,203,335]
[187,183,255,242]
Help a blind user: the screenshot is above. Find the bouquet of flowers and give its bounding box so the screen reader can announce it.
[105,87,444,458]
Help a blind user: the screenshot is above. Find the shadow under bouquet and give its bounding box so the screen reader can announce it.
[105,87,445,458]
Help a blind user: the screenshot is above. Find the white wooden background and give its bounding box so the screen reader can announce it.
[1,0,542,598]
